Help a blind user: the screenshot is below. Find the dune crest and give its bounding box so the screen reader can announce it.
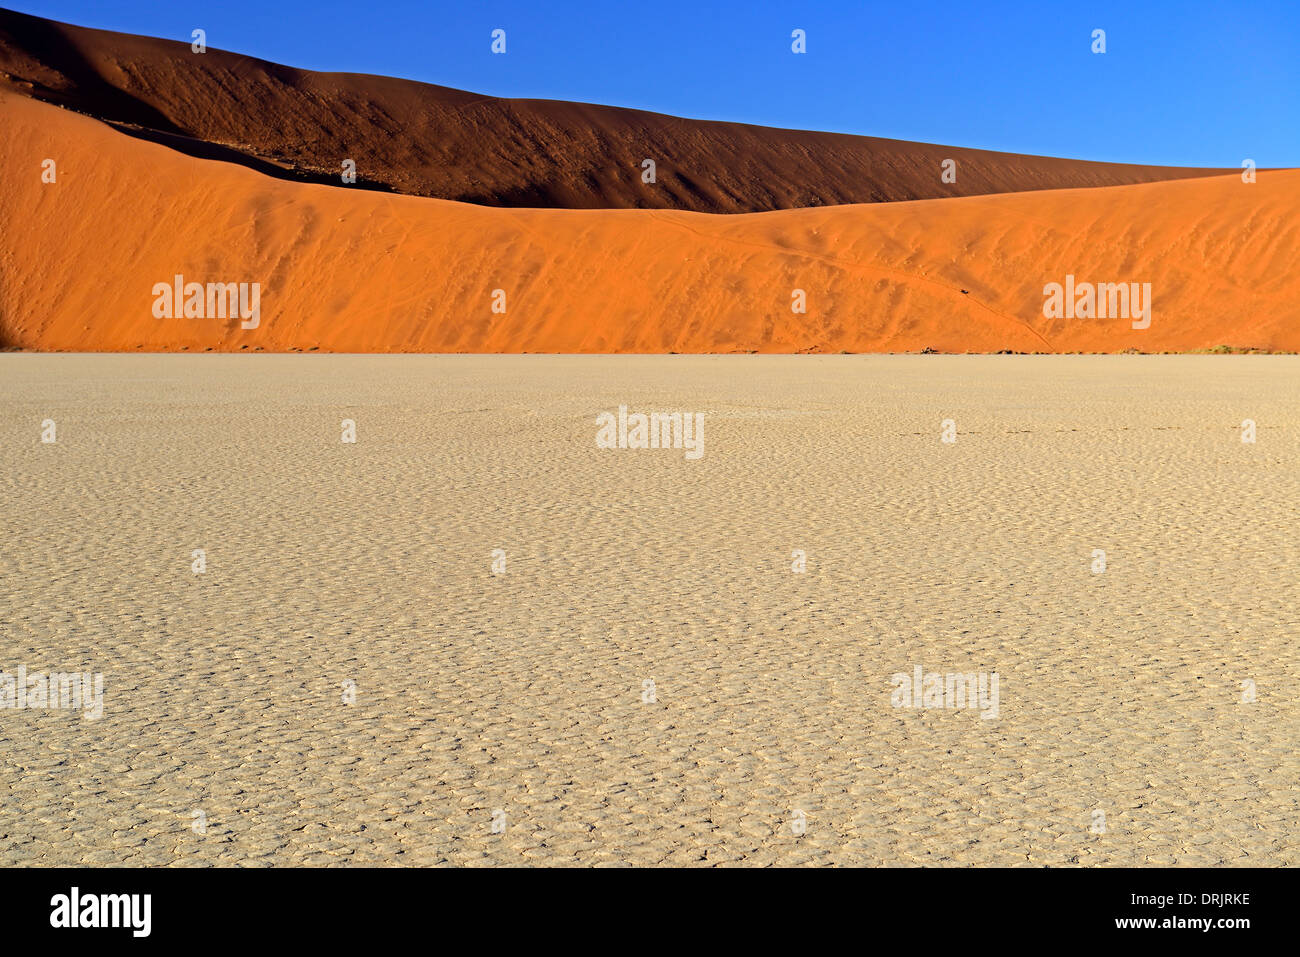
[0,7,1241,213]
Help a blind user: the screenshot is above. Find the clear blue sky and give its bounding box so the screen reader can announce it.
[10,0,1298,166]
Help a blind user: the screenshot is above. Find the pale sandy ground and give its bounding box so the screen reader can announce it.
[1,355,1297,867]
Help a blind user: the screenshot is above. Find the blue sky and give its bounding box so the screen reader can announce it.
[10,0,1298,166]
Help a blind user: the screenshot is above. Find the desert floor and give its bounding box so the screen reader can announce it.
[1,354,1296,866]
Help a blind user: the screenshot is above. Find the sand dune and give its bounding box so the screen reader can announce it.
[0,7,1240,212]
[2,90,1296,354]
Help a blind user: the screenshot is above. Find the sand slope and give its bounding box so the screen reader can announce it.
[0,7,1239,212]
[2,91,1296,354]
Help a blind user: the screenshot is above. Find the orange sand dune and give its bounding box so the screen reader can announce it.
[2,91,1296,354]
[0,7,1240,212]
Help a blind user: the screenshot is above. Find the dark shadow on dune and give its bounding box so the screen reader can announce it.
[0,280,15,350]
[454,182,593,209]
[0,9,182,134]
[104,121,400,195]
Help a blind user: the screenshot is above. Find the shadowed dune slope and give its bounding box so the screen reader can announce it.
[2,92,1297,354]
[0,7,1242,212]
